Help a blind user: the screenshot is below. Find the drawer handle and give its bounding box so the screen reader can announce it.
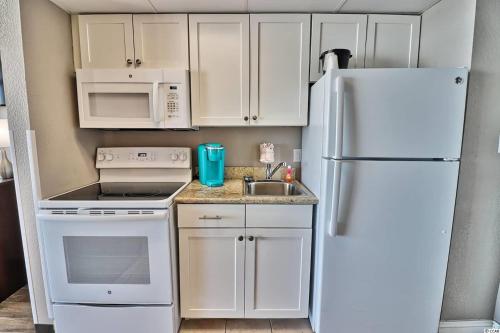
[248,236,254,241]
[198,215,223,220]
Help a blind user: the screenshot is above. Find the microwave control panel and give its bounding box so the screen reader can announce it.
[164,83,191,129]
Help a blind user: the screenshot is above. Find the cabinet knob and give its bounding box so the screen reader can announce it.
[252,115,258,121]
[135,59,142,65]
[244,116,249,121]
[248,236,254,241]
[126,59,133,65]
[238,236,244,242]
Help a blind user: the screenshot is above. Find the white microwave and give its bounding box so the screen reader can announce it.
[76,69,191,129]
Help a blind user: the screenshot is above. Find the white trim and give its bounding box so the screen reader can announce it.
[439,320,495,333]
[26,131,53,319]
[493,321,499,329]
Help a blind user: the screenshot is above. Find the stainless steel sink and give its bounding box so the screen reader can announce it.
[245,181,302,196]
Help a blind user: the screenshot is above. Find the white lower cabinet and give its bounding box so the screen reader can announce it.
[179,228,245,318]
[245,228,312,318]
[178,204,313,319]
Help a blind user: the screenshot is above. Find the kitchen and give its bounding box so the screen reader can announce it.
[0,1,499,333]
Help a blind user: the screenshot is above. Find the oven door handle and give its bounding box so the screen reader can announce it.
[37,211,168,222]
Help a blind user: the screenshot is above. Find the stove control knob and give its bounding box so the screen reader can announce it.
[105,154,114,161]
[97,153,105,162]
[179,153,187,161]
[170,153,179,161]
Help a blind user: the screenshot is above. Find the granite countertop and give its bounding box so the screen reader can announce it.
[175,179,318,205]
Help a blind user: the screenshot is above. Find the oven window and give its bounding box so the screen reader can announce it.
[63,236,151,285]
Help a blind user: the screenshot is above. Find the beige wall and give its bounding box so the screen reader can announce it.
[20,0,103,199]
[102,127,302,167]
[441,0,500,321]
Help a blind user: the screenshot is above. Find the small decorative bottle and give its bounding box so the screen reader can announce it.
[285,165,293,183]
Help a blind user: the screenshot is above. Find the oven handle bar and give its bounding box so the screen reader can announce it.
[37,211,168,222]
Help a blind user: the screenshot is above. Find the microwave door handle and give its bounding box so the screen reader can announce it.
[328,160,342,237]
[334,76,345,159]
[152,81,160,124]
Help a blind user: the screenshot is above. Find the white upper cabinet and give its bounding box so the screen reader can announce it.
[78,15,134,69]
[250,14,311,126]
[310,14,367,81]
[76,14,189,69]
[365,15,421,68]
[189,14,250,126]
[133,14,189,69]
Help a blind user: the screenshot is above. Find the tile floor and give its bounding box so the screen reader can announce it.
[180,319,313,333]
[0,287,35,333]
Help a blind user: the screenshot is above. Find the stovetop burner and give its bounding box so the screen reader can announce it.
[49,182,186,201]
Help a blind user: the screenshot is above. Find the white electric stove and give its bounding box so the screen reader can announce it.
[37,147,191,333]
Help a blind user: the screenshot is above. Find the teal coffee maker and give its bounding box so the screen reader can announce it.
[198,143,225,187]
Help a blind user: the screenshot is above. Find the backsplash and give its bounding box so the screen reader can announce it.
[101,127,302,168]
[193,166,300,181]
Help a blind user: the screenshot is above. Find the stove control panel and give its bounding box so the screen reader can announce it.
[96,147,192,169]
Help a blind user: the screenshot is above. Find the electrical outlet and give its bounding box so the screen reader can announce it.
[293,149,302,162]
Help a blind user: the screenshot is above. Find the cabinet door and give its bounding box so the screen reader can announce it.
[250,14,310,126]
[245,228,312,318]
[189,15,250,126]
[78,15,134,69]
[365,15,421,68]
[310,14,367,81]
[133,14,189,69]
[179,228,245,318]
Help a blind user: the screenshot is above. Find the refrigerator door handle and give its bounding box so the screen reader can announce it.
[334,76,345,159]
[329,160,342,237]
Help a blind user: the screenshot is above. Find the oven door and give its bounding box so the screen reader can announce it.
[38,210,172,305]
[78,82,164,129]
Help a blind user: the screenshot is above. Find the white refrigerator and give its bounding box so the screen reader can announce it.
[302,68,468,333]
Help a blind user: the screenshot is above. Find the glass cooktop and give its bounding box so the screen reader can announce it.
[49,182,185,201]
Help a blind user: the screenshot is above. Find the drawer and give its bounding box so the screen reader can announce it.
[246,205,313,228]
[178,204,245,228]
[53,304,175,333]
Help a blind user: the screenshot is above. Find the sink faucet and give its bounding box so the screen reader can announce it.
[266,162,286,180]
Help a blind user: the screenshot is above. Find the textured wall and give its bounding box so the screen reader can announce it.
[495,283,500,322]
[0,0,49,324]
[441,0,500,321]
[102,127,302,167]
[20,0,102,199]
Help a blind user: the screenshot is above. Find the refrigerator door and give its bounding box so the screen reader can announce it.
[324,68,468,159]
[316,159,459,333]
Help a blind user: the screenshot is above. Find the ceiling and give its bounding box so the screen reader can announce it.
[49,0,442,14]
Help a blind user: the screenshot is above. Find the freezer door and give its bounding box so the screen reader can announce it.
[324,68,468,159]
[317,159,459,333]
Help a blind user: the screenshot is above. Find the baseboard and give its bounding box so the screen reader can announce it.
[439,320,495,333]
[35,324,54,333]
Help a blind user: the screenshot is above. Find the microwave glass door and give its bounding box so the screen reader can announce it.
[41,213,172,304]
[63,236,150,285]
[80,83,162,128]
